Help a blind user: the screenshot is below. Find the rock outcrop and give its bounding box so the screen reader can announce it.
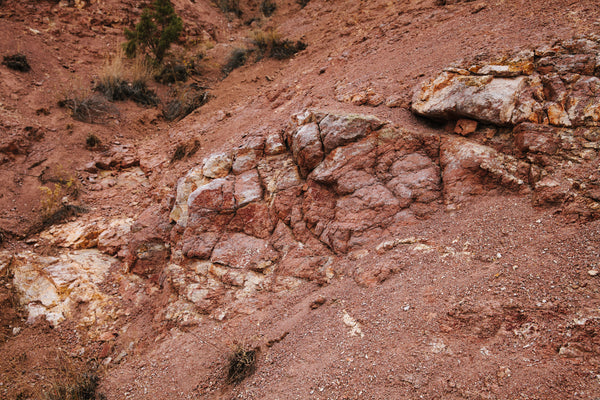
[6,37,600,329]
[164,107,550,319]
[413,36,600,216]
[0,249,119,328]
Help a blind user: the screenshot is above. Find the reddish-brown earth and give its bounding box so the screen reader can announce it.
[1,0,600,399]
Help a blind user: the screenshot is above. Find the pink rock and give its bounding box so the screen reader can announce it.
[229,202,275,239]
[257,154,302,194]
[533,177,570,205]
[211,233,278,270]
[310,138,377,185]
[188,177,236,213]
[234,169,262,206]
[514,123,560,155]
[318,113,383,153]
[440,136,525,203]
[289,122,324,175]
[182,232,220,259]
[412,72,528,125]
[454,119,478,136]
[232,136,264,174]
[264,132,287,155]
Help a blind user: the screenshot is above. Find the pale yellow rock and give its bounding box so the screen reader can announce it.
[170,165,209,226]
[10,249,117,327]
[203,152,232,179]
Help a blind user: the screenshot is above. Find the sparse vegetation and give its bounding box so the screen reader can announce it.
[163,84,209,121]
[251,29,306,60]
[227,345,257,384]
[260,0,276,17]
[170,139,201,163]
[222,48,248,75]
[95,51,159,107]
[214,0,241,17]
[38,169,84,227]
[2,53,30,72]
[124,0,183,63]
[155,61,188,83]
[45,371,102,400]
[85,134,101,149]
[59,94,119,124]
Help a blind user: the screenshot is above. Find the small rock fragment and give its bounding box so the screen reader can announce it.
[454,119,478,136]
[310,296,327,309]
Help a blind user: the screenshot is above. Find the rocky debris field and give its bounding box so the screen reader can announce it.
[1,0,600,399]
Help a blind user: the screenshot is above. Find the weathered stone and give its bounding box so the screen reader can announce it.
[257,154,302,195]
[474,64,530,77]
[211,233,278,270]
[170,165,209,226]
[319,113,383,153]
[335,170,378,195]
[514,123,560,155]
[533,177,570,205]
[310,138,377,184]
[97,218,135,255]
[202,152,232,179]
[302,183,337,237]
[264,132,287,155]
[234,169,262,206]
[232,136,264,174]
[441,136,525,202]
[536,54,596,75]
[386,153,440,205]
[289,122,324,175]
[412,72,527,125]
[229,202,275,239]
[8,249,117,327]
[188,176,236,213]
[454,119,478,136]
[182,232,220,259]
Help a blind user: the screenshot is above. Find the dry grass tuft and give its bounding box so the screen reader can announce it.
[227,344,258,384]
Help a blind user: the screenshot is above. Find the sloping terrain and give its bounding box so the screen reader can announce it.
[1,0,600,399]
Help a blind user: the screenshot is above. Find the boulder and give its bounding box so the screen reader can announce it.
[412,72,527,125]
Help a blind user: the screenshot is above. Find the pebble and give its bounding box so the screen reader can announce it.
[588,269,599,276]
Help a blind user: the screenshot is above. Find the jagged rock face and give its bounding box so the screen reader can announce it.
[167,110,543,318]
[0,249,119,328]
[413,36,600,216]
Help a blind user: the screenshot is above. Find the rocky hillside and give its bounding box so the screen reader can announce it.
[1,0,600,399]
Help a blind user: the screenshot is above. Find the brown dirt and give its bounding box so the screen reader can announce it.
[1,0,600,399]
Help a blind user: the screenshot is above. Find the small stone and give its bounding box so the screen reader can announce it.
[454,119,478,136]
[310,296,327,309]
[98,331,116,341]
[588,269,599,276]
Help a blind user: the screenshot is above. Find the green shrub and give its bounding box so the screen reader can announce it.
[124,0,183,63]
[95,51,159,106]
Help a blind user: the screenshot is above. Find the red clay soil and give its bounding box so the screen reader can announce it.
[1,0,600,399]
